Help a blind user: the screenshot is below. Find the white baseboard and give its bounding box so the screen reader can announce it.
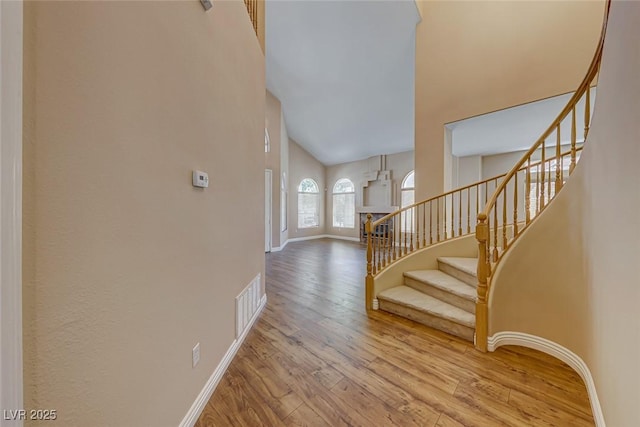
[270,239,289,252]
[275,234,360,248]
[287,234,327,243]
[488,331,605,427]
[179,294,267,427]
[326,234,361,242]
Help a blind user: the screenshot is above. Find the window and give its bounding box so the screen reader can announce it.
[332,178,355,228]
[528,181,557,219]
[297,178,319,228]
[527,155,577,218]
[264,128,270,153]
[401,170,415,208]
[401,171,415,231]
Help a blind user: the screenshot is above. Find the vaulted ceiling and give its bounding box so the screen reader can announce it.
[266,0,420,166]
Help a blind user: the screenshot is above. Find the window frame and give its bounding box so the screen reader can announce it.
[264,128,270,153]
[297,178,320,229]
[332,178,356,229]
[401,170,415,196]
[401,171,415,232]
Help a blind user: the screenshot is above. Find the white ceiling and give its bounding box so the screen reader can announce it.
[266,0,420,166]
[448,89,597,157]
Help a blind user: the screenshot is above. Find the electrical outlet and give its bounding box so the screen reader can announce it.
[192,342,200,368]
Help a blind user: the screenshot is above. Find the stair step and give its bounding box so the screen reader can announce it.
[377,286,475,342]
[404,270,476,313]
[437,257,478,287]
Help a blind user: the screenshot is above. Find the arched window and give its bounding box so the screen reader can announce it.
[332,178,355,228]
[297,178,319,228]
[401,171,415,232]
[401,170,415,208]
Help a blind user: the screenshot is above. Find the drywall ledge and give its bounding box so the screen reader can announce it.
[179,294,267,427]
[489,332,605,427]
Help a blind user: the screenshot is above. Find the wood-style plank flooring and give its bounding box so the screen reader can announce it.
[196,239,594,426]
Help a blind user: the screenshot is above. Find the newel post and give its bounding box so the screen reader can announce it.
[475,214,489,352]
[365,214,374,311]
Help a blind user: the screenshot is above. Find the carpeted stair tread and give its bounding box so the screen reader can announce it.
[437,257,478,277]
[404,270,476,301]
[377,286,475,328]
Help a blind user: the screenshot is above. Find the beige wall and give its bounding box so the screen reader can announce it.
[325,151,414,239]
[288,139,326,238]
[489,2,640,425]
[414,0,605,201]
[22,1,265,426]
[443,127,453,191]
[374,235,477,298]
[266,91,282,248]
[265,90,291,249]
[481,151,525,181]
[454,155,481,188]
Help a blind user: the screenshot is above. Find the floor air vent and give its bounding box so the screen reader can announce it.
[235,274,261,339]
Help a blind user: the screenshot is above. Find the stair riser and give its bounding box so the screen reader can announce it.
[438,261,477,287]
[404,276,476,314]
[378,299,475,342]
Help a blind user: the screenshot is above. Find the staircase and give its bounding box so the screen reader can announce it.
[377,257,477,342]
[364,0,610,350]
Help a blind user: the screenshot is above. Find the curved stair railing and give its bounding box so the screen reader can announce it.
[475,0,612,351]
[364,174,508,310]
[365,0,610,323]
[363,151,584,311]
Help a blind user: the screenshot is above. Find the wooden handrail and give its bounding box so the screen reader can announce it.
[363,145,583,311]
[481,4,610,216]
[364,1,609,315]
[474,0,612,351]
[371,173,508,229]
[371,147,581,231]
[364,172,510,311]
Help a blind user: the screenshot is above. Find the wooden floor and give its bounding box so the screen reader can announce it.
[196,239,594,427]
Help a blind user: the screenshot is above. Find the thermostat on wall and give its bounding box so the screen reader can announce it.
[192,171,209,188]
